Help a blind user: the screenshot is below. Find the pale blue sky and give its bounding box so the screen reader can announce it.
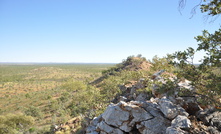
[0,0,220,63]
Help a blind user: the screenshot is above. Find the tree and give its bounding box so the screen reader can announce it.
[172,0,221,107]
[179,0,221,16]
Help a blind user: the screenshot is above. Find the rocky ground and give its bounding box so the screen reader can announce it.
[85,72,221,134]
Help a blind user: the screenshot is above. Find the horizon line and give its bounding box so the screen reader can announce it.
[0,62,117,65]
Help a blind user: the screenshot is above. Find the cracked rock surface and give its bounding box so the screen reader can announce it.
[86,96,221,134]
[86,98,179,134]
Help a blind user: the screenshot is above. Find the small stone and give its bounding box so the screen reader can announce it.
[207,126,220,134]
[171,115,191,130]
[86,126,96,133]
[97,121,114,133]
[166,126,188,134]
[119,96,127,101]
[177,106,189,117]
[91,114,102,126]
[135,93,147,101]
[119,121,132,132]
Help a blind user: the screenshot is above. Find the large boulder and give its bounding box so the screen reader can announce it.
[102,102,130,127]
[103,101,153,132]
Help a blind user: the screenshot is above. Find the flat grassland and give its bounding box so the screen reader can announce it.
[0,63,114,126]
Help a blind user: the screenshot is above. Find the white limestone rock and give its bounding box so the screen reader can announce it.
[96,121,124,134]
[171,115,191,130]
[137,116,171,134]
[102,102,130,127]
[158,97,179,120]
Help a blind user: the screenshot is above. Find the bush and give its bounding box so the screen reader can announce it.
[68,84,103,118]
[61,80,87,92]
[24,106,43,119]
[149,55,175,73]
[0,113,34,134]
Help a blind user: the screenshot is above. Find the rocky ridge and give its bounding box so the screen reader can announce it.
[86,71,221,134]
[52,57,221,134]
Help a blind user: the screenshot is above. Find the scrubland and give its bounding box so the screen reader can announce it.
[0,63,114,133]
[0,55,220,134]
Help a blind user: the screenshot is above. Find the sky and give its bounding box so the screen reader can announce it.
[0,0,220,63]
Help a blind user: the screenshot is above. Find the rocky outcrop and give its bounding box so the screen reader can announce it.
[85,70,221,134]
[86,97,191,134]
[87,100,159,133]
[86,96,221,134]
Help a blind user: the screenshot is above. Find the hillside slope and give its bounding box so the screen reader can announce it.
[52,56,221,134]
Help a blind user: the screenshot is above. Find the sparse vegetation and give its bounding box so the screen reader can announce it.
[0,56,175,133]
[0,63,113,133]
[0,53,220,133]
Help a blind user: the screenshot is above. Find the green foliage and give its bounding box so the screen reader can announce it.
[29,127,36,133]
[25,93,31,99]
[102,66,118,75]
[24,106,43,119]
[153,78,178,95]
[149,55,175,73]
[100,75,122,101]
[100,70,145,101]
[0,113,34,134]
[48,100,60,112]
[0,63,113,130]
[179,0,221,16]
[195,29,221,67]
[59,92,72,103]
[212,67,221,76]
[174,1,221,106]
[61,80,87,92]
[172,29,221,106]
[34,125,51,134]
[68,84,102,117]
[200,0,221,16]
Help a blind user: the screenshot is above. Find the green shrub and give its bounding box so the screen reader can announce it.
[0,113,34,134]
[29,127,36,133]
[59,92,72,103]
[172,29,221,106]
[61,80,87,92]
[68,84,103,118]
[149,55,175,73]
[24,106,43,119]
